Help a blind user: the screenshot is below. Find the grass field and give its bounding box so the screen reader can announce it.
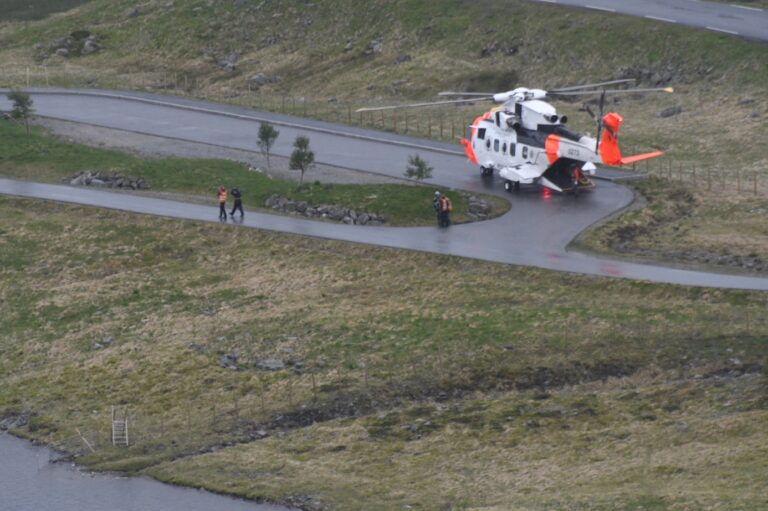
[1,195,766,509]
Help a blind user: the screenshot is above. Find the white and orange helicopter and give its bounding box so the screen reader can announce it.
[359,79,673,193]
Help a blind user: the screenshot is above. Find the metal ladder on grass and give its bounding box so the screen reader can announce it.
[111,406,129,447]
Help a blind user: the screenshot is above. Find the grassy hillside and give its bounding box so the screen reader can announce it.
[1,196,766,509]
[0,0,765,169]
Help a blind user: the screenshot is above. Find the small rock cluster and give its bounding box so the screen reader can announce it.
[36,31,101,60]
[265,194,386,225]
[462,192,492,219]
[67,171,150,190]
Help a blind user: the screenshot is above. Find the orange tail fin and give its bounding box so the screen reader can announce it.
[599,112,663,166]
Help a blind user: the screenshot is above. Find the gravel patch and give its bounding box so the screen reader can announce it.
[34,117,410,186]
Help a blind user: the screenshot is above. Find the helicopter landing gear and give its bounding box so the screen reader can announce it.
[480,166,493,177]
[503,180,519,193]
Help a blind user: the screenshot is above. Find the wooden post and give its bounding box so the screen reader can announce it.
[380,110,385,129]
[451,120,455,141]
[754,172,758,196]
[428,116,432,137]
[707,168,711,191]
[393,110,397,132]
[439,115,443,140]
[359,111,363,126]
[348,105,351,124]
[737,169,741,193]
[692,165,696,188]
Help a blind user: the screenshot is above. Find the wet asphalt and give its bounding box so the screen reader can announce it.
[1,89,767,291]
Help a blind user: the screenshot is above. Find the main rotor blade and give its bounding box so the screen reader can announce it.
[550,79,636,92]
[437,91,496,97]
[356,97,493,112]
[550,87,673,96]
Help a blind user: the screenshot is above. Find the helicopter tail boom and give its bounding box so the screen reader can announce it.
[599,112,663,166]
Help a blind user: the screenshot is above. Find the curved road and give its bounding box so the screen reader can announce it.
[528,0,768,41]
[1,89,768,291]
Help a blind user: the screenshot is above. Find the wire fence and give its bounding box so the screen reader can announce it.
[1,64,766,196]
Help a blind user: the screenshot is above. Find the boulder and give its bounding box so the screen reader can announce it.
[657,106,682,118]
[247,73,279,90]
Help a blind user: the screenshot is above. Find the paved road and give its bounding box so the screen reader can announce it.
[528,0,768,41]
[2,89,768,290]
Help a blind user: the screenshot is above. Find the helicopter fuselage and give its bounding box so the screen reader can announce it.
[462,99,602,193]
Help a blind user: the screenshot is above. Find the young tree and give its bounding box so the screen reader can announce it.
[8,90,34,135]
[257,122,279,171]
[404,153,433,181]
[289,136,315,185]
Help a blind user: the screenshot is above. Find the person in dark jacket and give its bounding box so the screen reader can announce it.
[229,187,244,218]
[433,191,442,227]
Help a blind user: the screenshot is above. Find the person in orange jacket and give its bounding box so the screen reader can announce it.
[217,185,228,220]
[439,193,452,227]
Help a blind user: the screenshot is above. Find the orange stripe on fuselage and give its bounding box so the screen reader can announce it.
[545,134,560,164]
[462,113,489,166]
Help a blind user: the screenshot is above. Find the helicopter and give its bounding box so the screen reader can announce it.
[358,79,673,193]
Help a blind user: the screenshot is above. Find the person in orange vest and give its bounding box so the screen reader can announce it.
[217,185,228,220]
[439,193,453,227]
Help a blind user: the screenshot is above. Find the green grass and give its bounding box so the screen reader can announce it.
[0,120,507,225]
[0,196,766,509]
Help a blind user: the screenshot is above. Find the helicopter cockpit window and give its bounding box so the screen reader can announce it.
[522,146,528,159]
[494,139,499,152]
[510,143,516,156]
[477,128,486,140]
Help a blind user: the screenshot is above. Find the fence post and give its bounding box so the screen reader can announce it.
[707,168,711,191]
[754,172,758,196]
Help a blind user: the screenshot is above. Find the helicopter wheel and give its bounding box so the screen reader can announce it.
[514,181,520,192]
[504,180,513,193]
[480,166,493,177]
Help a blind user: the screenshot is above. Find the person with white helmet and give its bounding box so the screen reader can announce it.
[432,191,442,227]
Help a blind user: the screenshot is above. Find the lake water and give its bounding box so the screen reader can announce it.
[0,434,293,511]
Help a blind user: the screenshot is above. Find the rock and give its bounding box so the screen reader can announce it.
[81,39,100,55]
[219,353,238,370]
[394,53,411,64]
[343,40,353,52]
[188,342,208,354]
[738,97,755,106]
[50,37,71,51]
[162,1,175,8]
[364,39,383,56]
[55,48,70,58]
[256,358,285,371]
[657,106,682,118]
[127,7,140,18]
[0,411,32,431]
[247,73,279,90]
